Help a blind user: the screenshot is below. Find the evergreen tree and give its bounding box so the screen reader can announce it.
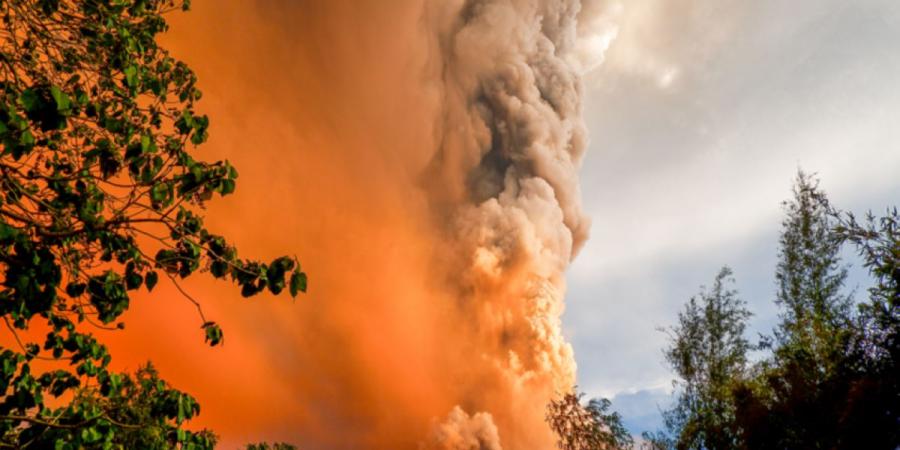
[731,171,855,448]
[651,172,899,449]
[830,208,900,448]
[734,171,859,448]
[659,267,751,450]
[773,170,852,376]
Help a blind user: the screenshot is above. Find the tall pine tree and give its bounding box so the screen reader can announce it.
[773,170,853,376]
[658,267,752,450]
[732,171,855,448]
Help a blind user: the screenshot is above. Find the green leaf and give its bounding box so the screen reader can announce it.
[150,183,168,203]
[50,85,70,112]
[220,179,235,195]
[177,393,186,422]
[190,129,208,145]
[141,134,155,153]
[124,65,138,88]
[240,282,258,298]
[145,271,158,292]
[19,129,34,147]
[125,271,143,290]
[202,322,223,346]
[175,109,194,134]
[210,260,228,278]
[81,426,102,443]
[19,89,40,113]
[289,271,307,298]
[0,222,18,241]
[268,277,285,295]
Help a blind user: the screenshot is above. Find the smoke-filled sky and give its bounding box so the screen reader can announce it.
[120,0,590,448]
[93,0,900,446]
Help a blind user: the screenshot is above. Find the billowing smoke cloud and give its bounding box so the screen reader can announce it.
[420,0,591,447]
[422,407,503,450]
[101,1,598,448]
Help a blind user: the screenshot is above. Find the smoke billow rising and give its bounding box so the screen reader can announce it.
[424,407,503,450]
[421,0,590,448]
[102,1,599,448]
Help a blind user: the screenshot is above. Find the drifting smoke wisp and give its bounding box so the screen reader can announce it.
[104,1,601,448]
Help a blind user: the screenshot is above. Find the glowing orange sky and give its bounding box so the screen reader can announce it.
[105,1,452,447]
[0,1,592,448]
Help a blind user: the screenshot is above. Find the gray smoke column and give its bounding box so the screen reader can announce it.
[422,0,595,448]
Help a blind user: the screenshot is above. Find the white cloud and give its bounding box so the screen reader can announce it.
[567,0,900,429]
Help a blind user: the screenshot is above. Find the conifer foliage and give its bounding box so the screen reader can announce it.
[773,171,852,372]
[659,268,751,450]
[648,172,900,449]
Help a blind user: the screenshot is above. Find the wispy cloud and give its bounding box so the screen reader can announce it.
[567,0,900,428]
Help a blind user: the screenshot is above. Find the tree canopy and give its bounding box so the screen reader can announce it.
[773,170,852,373]
[655,267,751,450]
[0,0,306,447]
[730,171,855,448]
[646,172,900,449]
[548,390,633,450]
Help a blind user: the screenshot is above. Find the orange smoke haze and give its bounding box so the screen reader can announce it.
[92,0,593,448]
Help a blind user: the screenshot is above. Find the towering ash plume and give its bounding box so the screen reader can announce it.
[422,0,592,448]
[120,1,600,448]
